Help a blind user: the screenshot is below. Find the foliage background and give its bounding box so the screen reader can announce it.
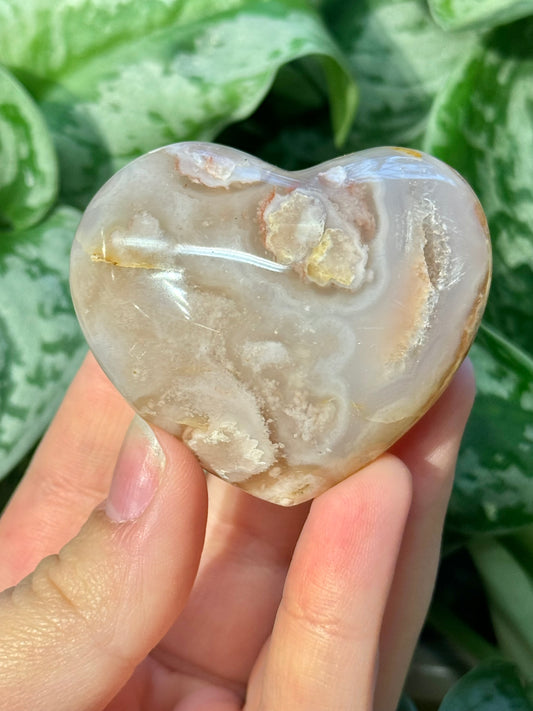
[1,0,532,707]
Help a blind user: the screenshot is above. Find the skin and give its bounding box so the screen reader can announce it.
[0,353,475,711]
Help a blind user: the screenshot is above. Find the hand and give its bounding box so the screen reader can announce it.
[0,353,475,711]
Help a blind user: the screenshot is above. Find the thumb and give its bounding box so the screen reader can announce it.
[0,415,207,711]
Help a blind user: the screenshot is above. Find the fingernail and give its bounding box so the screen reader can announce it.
[106,415,165,523]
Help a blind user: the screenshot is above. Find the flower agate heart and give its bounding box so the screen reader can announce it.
[70,143,491,505]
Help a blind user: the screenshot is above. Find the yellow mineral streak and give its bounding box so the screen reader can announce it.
[393,147,423,159]
[305,228,367,289]
[263,190,325,265]
[90,250,158,269]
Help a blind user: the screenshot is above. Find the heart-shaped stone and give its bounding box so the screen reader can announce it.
[70,143,491,505]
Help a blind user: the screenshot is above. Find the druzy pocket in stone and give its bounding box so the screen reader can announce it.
[70,143,491,505]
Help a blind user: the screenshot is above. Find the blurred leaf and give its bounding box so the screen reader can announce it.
[218,104,336,172]
[469,536,533,680]
[433,545,497,652]
[227,0,476,172]
[0,65,57,231]
[491,607,533,686]
[324,0,475,148]
[397,695,419,710]
[0,0,246,77]
[0,207,86,479]
[448,324,533,535]
[495,527,533,676]
[2,0,355,208]
[439,660,533,710]
[424,20,533,354]
[429,0,533,31]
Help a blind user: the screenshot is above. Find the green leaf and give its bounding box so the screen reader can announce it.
[397,695,418,711]
[0,0,246,78]
[233,0,476,172]
[469,537,533,680]
[2,0,355,208]
[447,324,533,535]
[424,21,533,354]
[0,65,57,231]
[0,207,86,479]
[492,607,533,685]
[428,600,501,664]
[324,0,475,149]
[429,0,533,32]
[439,660,533,710]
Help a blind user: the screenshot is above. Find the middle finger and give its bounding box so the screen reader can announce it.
[155,474,310,687]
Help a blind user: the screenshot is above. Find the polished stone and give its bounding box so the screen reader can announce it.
[70,143,491,505]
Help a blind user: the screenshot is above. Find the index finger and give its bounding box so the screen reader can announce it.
[0,352,133,587]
